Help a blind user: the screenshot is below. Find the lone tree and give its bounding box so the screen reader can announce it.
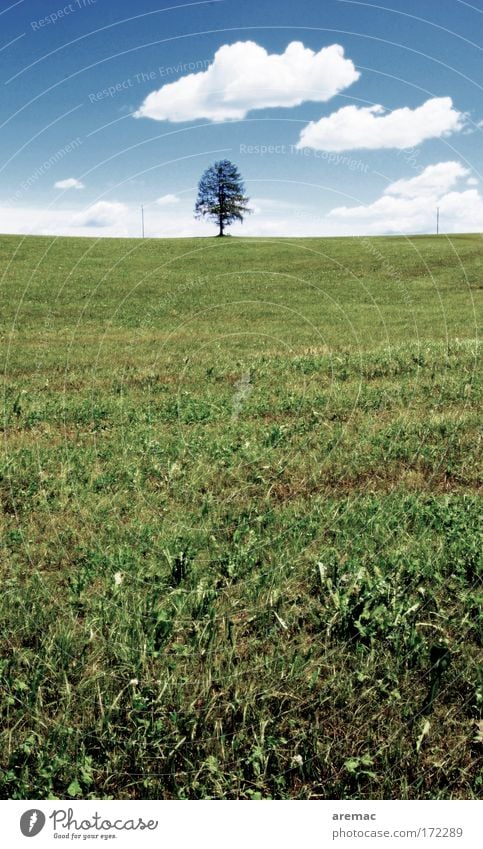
[195,160,251,236]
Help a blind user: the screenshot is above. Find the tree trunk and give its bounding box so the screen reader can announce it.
[218,171,225,236]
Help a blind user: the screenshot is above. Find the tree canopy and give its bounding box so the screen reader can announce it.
[194,160,251,236]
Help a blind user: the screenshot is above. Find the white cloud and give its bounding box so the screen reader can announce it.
[384,161,469,198]
[54,178,85,190]
[297,97,465,151]
[0,206,66,236]
[467,177,479,186]
[134,40,359,122]
[156,193,180,206]
[0,202,214,238]
[327,161,483,234]
[72,201,128,228]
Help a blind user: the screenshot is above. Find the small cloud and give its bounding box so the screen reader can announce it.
[54,177,85,190]
[134,40,359,122]
[467,177,479,186]
[72,201,128,228]
[156,193,180,206]
[297,97,465,152]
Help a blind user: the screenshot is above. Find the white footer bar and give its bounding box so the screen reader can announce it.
[2,799,481,848]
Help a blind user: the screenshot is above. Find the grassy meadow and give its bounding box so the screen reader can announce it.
[0,232,481,799]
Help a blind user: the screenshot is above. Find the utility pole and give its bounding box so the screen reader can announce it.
[436,206,439,235]
[141,205,145,239]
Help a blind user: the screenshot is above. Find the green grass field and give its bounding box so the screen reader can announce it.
[0,232,481,799]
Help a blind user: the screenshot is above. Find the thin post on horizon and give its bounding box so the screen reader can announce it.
[436,206,439,235]
[141,205,145,239]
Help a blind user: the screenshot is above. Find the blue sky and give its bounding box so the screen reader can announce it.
[0,0,482,237]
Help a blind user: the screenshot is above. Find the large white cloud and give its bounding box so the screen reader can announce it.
[327,161,483,234]
[134,40,359,122]
[297,97,465,151]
